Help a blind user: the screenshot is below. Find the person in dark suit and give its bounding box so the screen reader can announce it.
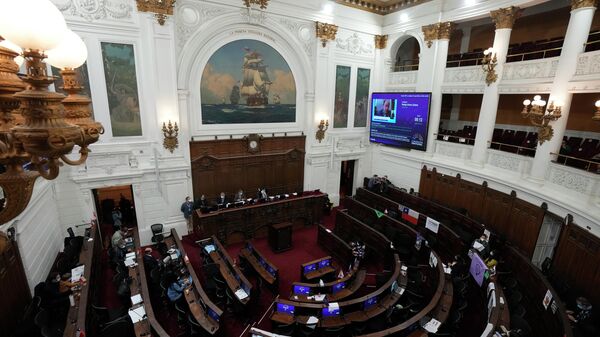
[194,194,208,210]
[216,192,228,207]
[143,247,158,272]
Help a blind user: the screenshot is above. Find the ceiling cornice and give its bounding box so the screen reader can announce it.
[334,0,432,15]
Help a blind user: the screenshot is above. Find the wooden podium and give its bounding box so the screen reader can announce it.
[269,222,293,253]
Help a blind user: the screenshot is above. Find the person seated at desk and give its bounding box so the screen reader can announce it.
[472,234,490,259]
[59,273,77,294]
[567,297,598,337]
[143,247,158,272]
[234,189,245,203]
[257,188,268,200]
[194,194,208,210]
[111,227,128,248]
[110,239,128,267]
[216,192,229,208]
[367,174,381,192]
[167,269,193,304]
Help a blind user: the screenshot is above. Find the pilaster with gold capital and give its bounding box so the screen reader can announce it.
[571,0,598,10]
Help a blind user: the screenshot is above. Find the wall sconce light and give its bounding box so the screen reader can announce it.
[316,119,329,143]
[481,47,498,86]
[594,100,600,121]
[162,120,179,153]
[522,95,562,145]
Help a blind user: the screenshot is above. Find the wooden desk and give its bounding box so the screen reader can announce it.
[335,210,393,263]
[317,225,354,268]
[239,244,278,288]
[194,193,326,244]
[290,269,366,303]
[301,256,336,282]
[63,224,101,337]
[166,230,222,334]
[269,222,293,252]
[208,235,253,305]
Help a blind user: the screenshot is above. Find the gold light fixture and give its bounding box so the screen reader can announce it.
[593,100,600,121]
[316,119,329,143]
[136,0,176,25]
[316,22,338,47]
[481,47,498,86]
[0,0,102,224]
[162,120,179,153]
[522,95,562,145]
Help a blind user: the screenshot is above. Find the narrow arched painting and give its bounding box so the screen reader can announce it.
[200,39,296,124]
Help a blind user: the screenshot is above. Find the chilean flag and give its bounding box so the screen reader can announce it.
[402,207,419,225]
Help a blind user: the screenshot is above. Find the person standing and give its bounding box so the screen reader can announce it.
[181,196,194,233]
[112,206,122,231]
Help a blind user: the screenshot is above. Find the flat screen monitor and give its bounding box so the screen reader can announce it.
[266,265,277,277]
[303,263,317,274]
[207,308,220,322]
[369,92,432,151]
[322,306,341,317]
[318,259,331,269]
[276,303,295,315]
[246,242,253,251]
[241,282,251,295]
[293,285,311,295]
[332,282,346,294]
[470,252,489,286]
[363,296,378,310]
[203,244,216,254]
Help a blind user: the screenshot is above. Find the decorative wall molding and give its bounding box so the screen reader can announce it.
[388,70,417,85]
[573,50,600,82]
[53,0,132,21]
[175,2,230,52]
[335,32,374,56]
[277,18,316,58]
[435,141,472,160]
[549,164,597,196]
[487,150,531,174]
[444,65,486,84]
[502,58,559,82]
[240,7,268,25]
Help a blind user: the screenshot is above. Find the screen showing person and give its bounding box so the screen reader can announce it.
[322,306,341,317]
[372,98,397,123]
[293,285,311,295]
[303,263,317,274]
[332,282,346,294]
[363,296,378,310]
[277,303,295,315]
[318,259,331,269]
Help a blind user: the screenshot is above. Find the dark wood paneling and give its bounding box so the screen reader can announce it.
[455,179,486,221]
[482,189,514,235]
[553,224,600,307]
[190,135,305,201]
[418,166,435,199]
[0,231,31,337]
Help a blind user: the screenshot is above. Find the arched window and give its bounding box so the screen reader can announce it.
[394,37,420,72]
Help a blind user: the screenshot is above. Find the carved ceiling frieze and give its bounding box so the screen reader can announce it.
[334,0,431,15]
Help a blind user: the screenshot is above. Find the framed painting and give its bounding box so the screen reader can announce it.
[200,39,296,124]
[353,68,371,128]
[101,42,142,137]
[333,65,351,128]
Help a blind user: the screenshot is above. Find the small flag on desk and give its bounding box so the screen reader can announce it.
[375,210,385,218]
[402,207,419,225]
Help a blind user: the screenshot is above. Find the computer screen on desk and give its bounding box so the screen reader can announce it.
[204,244,216,254]
[207,307,220,322]
[293,285,311,295]
[303,263,317,274]
[322,305,341,317]
[277,303,295,315]
[318,259,331,269]
[266,265,277,277]
[363,296,378,310]
[332,282,346,294]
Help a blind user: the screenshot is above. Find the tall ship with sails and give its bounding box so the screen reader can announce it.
[241,48,271,107]
[230,83,240,104]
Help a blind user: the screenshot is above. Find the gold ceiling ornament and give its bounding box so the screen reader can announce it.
[521,95,563,145]
[316,22,338,47]
[374,35,388,49]
[481,47,498,86]
[243,0,269,10]
[162,120,179,153]
[316,119,329,143]
[490,6,522,30]
[571,0,598,10]
[0,0,103,225]
[334,0,431,15]
[422,21,454,48]
[135,0,176,25]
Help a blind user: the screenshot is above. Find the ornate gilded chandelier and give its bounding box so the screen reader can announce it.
[0,0,102,224]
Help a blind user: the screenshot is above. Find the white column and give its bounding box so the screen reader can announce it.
[425,24,452,154]
[471,7,520,165]
[529,3,597,181]
[416,34,436,91]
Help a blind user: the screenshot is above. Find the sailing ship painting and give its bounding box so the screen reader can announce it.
[201,39,296,124]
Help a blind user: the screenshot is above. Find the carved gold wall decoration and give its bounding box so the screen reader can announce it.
[243,0,269,9]
[136,0,176,25]
[316,22,338,47]
[316,119,329,143]
[571,0,598,10]
[162,120,179,153]
[422,21,454,48]
[334,0,431,15]
[481,47,498,86]
[490,6,522,29]
[374,35,388,49]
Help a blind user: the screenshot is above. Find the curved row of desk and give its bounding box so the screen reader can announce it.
[364,178,573,337]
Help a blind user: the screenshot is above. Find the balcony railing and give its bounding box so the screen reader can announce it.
[391,59,419,72]
[551,152,599,174]
[488,141,536,157]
